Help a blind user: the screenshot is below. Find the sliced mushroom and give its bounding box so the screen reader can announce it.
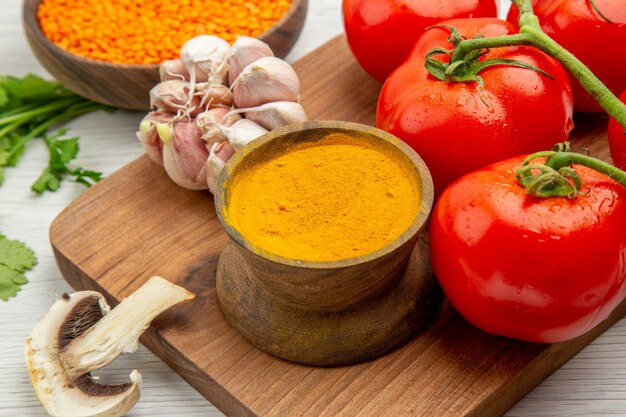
[25,276,195,417]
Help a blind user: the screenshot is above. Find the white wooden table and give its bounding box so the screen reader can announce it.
[1,1,626,416]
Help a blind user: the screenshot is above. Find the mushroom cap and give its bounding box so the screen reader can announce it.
[25,291,142,417]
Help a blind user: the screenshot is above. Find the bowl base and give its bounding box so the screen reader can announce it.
[216,234,442,366]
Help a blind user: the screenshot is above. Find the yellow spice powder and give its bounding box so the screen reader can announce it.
[226,133,420,262]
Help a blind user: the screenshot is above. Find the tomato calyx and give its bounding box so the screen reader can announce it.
[516,143,584,198]
[424,25,553,107]
[516,142,626,198]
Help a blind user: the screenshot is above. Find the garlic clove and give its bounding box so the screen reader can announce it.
[232,57,300,108]
[160,121,210,190]
[136,111,172,166]
[196,107,241,150]
[180,35,230,89]
[196,83,233,109]
[243,101,308,131]
[150,80,203,117]
[227,36,274,87]
[217,118,268,151]
[196,107,241,129]
[207,141,236,193]
[159,59,190,82]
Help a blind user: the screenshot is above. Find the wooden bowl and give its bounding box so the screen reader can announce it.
[214,120,441,366]
[22,0,308,111]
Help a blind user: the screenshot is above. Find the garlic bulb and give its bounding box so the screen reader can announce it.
[159,59,190,82]
[180,35,230,89]
[150,80,203,117]
[206,141,236,193]
[136,111,172,166]
[232,57,300,108]
[241,101,307,131]
[227,36,274,86]
[158,121,209,190]
[138,35,308,196]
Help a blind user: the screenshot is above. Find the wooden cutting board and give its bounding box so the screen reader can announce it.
[50,35,620,417]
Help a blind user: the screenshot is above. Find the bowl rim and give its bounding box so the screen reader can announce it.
[214,120,435,270]
[22,0,306,69]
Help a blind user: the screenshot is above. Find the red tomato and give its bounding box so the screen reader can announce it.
[342,0,498,83]
[430,156,626,343]
[377,18,574,196]
[508,0,626,113]
[609,91,626,169]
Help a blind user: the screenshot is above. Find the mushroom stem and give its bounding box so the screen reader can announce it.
[61,276,195,380]
[25,276,195,417]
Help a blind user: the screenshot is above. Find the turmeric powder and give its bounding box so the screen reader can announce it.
[37,0,291,65]
[226,133,421,262]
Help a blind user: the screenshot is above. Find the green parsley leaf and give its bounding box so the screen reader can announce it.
[0,87,8,107]
[0,265,26,301]
[0,234,37,301]
[0,74,112,192]
[31,167,61,194]
[0,233,37,271]
[0,74,63,100]
[31,131,102,194]
[71,167,103,187]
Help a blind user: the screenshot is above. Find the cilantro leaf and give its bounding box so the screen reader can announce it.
[71,168,103,187]
[0,87,8,107]
[0,234,37,301]
[0,74,111,192]
[0,265,26,301]
[31,131,102,194]
[0,74,63,99]
[0,233,37,271]
[32,167,61,194]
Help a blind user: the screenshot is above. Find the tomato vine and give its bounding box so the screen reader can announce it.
[424,0,626,128]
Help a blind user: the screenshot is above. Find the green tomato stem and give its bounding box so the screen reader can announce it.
[449,33,530,63]
[521,27,626,126]
[513,0,626,126]
[546,153,626,187]
[447,0,626,128]
[516,144,626,198]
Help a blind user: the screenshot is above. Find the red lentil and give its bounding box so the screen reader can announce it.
[37,0,292,65]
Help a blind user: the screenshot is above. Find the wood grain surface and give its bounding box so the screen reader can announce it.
[21,0,307,110]
[4,1,626,416]
[48,36,623,417]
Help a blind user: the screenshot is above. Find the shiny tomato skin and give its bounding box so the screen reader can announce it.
[342,0,498,83]
[430,156,626,343]
[608,90,626,170]
[508,0,626,113]
[377,18,574,196]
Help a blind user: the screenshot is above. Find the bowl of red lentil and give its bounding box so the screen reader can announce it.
[22,0,307,110]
